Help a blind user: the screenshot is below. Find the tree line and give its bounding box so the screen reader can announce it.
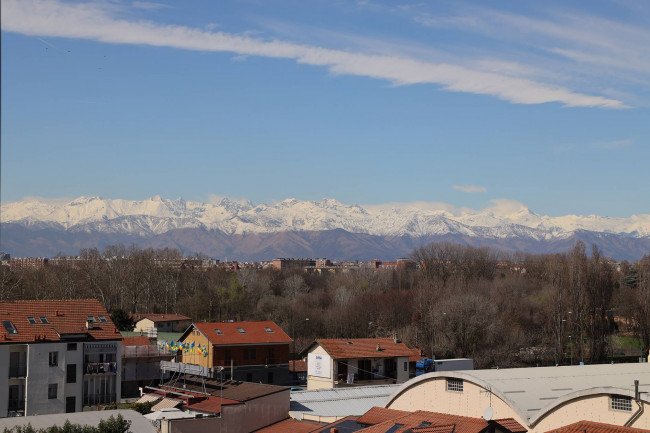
[1,242,648,368]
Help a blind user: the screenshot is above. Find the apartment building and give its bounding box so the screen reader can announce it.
[176,321,292,385]
[0,299,122,417]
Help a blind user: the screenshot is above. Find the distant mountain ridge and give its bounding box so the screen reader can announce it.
[1,196,649,261]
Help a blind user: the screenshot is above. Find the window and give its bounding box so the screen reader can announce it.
[246,373,253,382]
[446,378,463,392]
[215,328,223,335]
[267,372,274,384]
[264,327,274,333]
[98,316,107,323]
[225,349,232,362]
[67,343,77,351]
[48,384,58,399]
[39,316,49,324]
[67,364,77,383]
[404,361,408,372]
[49,352,58,367]
[237,327,246,334]
[611,395,632,412]
[27,317,37,324]
[2,321,18,334]
[268,347,275,361]
[86,315,95,323]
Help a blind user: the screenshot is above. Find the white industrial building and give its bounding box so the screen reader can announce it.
[385,363,650,433]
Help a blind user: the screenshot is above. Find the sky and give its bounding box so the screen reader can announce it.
[1,0,649,217]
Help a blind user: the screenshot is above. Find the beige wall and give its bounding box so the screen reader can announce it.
[180,328,213,368]
[307,344,334,390]
[387,376,650,433]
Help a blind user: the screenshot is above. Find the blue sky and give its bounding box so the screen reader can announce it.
[1,0,649,217]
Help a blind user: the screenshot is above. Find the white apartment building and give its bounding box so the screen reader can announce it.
[0,299,122,417]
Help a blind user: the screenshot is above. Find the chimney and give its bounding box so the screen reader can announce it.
[376,343,381,351]
[86,320,94,330]
[635,380,640,401]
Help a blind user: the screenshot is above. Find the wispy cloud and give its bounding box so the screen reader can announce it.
[595,138,634,150]
[132,1,170,11]
[453,185,487,194]
[0,0,626,108]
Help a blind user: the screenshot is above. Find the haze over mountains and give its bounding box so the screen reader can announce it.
[2,196,649,261]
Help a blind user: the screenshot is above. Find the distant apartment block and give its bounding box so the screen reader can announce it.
[0,299,122,417]
[132,313,192,334]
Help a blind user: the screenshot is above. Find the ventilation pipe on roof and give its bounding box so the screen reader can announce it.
[624,380,644,427]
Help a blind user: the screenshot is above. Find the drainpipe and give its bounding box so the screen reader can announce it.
[624,380,644,427]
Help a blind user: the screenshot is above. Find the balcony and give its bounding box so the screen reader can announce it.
[8,362,27,379]
[8,398,25,413]
[85,362,117,374]
[83,393,117,406]
[122,346,171,358]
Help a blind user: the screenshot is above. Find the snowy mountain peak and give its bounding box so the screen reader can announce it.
[1,195,648,240]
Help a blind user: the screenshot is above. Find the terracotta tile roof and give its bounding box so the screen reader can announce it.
[310,416,361,433]
[408,348,425,363]
[192,321,292,346]
[354,410,499,433]
[0,299,120,344]
[356,407,409,425]
[122,336,153,347]
[545,421,650,433]
[315,338,418,359]
[494,419,527,433]
[290,360,308,372]
[132,313,191,323]
[254,418,321,433]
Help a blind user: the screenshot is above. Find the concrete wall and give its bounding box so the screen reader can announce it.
[387,376,650,433]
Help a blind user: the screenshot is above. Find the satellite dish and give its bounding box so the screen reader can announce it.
[483,407,494,421]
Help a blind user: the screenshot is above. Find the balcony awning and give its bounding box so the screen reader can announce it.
[151,398,182,412]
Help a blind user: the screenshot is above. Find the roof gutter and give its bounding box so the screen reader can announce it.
[625,380,644,427]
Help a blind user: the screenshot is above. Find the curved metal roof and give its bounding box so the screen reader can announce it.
[385,363,650,426]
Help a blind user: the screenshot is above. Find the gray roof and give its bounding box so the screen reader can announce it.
[290,384,400,420]
[386,363,650,426]
[0,409,157,433]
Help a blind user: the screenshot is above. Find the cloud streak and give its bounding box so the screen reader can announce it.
[0,0,626,108]
[453,185,487,194]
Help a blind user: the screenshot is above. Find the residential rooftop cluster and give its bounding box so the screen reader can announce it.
[1,298,648,433]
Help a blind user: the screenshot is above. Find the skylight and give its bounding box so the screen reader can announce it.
[27,317,37,325]
[87,315,96,322]
[264,327,274,333]
[39,316,49,324]
[2,321,18,334]
[98,316,107,323]
[237,327,246,334]
[215,329,223,335]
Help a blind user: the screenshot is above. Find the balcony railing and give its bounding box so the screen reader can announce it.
[8,363,27,379]
[122,346,171,358]
[85,362,117,374]
[83,393,116,406]
[8,399,25,412]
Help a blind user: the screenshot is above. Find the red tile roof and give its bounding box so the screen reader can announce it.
[254,418,321,433]
[494,419,527,433]
[314,338,417,359]
[290,360,308,372]
[0,299,120,344]
[408,348,425,362]
[545,421,650,433]
[191,321,292,345]
[357,411,489,433]
[132,313,191,323]
[122,335,154,346]
[356,407,409,425]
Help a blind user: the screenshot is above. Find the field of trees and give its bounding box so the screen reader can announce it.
[1,242,648,368]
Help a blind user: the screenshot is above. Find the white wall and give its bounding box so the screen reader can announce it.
[307,345,334,390]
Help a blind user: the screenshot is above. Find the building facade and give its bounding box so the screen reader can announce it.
[0,300,122,417]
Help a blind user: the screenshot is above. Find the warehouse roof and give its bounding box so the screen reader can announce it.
[544,421,650,433]
[386,363,650,426]
[290,384,400,420]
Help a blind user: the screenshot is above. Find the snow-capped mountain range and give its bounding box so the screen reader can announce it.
[2,195,649,260]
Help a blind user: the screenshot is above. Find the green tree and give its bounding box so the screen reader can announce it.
[110,309,135,331]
